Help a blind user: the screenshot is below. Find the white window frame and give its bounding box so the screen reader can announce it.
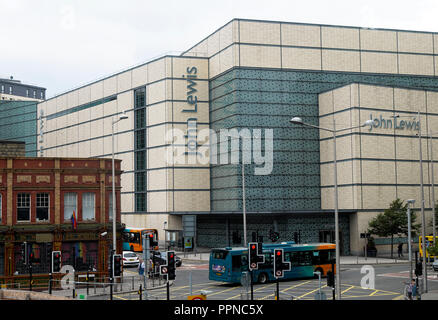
[82,192,95,221]
[64,192,77,221]
[36,193,49,222]
[17,193,31,222]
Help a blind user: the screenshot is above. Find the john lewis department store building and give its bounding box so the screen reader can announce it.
[35,18,438,255]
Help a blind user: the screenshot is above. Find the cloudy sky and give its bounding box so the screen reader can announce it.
[1,0,437,98]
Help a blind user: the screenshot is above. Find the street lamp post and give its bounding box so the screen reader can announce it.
[394,112,428,292]
[429,131,436,246]
[112,111,128,255]
[242,160,247,247]
[417,111,428,293]
[406,199,415,281]
[290,116,373,300]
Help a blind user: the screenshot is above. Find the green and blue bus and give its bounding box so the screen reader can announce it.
[209,242,336,284]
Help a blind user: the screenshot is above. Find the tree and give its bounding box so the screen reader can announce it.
[427,242,438,257]
[368,199,420,258]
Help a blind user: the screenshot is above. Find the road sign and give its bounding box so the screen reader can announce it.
[77,293,87,300]
[188,294,207,300]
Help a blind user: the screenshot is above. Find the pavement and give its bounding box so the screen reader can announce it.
[421,290,438,300]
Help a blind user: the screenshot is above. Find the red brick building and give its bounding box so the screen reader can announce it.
[0,157,123,280]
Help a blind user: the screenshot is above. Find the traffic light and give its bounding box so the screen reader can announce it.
[52,251,61,273]
[29,251,34,265]
[148,233,158,250]
[415,262,423,276]
[273,249,291,279]
[248,242,265,271]
[167,251,176,280]
[269,230,280,242]
[160,260,168,278]
[327,270,335,287]
[21,242,28,265]
[112,254,122,277]
[52,251,62,273]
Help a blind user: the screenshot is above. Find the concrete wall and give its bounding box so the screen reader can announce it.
[319,83,437,254]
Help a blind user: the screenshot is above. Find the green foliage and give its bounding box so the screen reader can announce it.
[427,242,438,257]
[368,199,420,258]
[368,199,420,237]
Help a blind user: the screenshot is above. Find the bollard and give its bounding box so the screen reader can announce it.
[139,284,142,300]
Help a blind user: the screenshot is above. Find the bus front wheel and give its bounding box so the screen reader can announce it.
[257,272,269,284]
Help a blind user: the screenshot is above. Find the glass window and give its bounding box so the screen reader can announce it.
[9,86,12,94]
[26,89,29,97]
[135,130,145,149]
[17,193,30,221]
[232,255,241,271]
[61,241,98,272]
[135,193,146,212]
[135,108,146,129]
[36,193,49,221]
[33,90,36,98]
[1,85,4,93]
[135,172,146,192]
[134,87,146,109]
[64,192,77,221]
[211,250,228,260]
[135,151,146,170]
[82,193,95,220]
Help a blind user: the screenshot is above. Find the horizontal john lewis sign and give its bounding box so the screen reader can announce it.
[367,114,419,132]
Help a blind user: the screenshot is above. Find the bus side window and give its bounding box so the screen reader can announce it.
[319,250,329,264]
[290,252,299,267]
[262,253,271,267]
[312,250,320,265]
[328,249,335,262]
[284,252,291,262]
[302,251,312,266]
[232,255,241,271]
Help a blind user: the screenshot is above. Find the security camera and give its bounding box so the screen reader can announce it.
[407,199,415,204]
[101,231,108,237]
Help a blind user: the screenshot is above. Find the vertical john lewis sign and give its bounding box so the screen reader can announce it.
[182,66,199,156]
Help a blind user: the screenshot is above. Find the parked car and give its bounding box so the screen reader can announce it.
[122,251,140,268]
[433,260,438,272]
[151,251,182,267]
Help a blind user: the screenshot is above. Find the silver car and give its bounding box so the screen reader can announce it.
[123,251,140,268]
[433,260,438,272]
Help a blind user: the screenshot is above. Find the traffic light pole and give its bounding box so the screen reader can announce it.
[276,279,280,300]
[142,235,149,300]
[29,261,33,292]
[250,270,254,300]
[332,262,335,300]
[167,279,170,300]
[110,249,114,301]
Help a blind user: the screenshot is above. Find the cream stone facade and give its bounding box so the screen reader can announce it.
[319,83,438,253]
[34,18,438,254]
[37,56,210,244]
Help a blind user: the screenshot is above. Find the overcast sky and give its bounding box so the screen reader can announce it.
[1,0,437,98]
